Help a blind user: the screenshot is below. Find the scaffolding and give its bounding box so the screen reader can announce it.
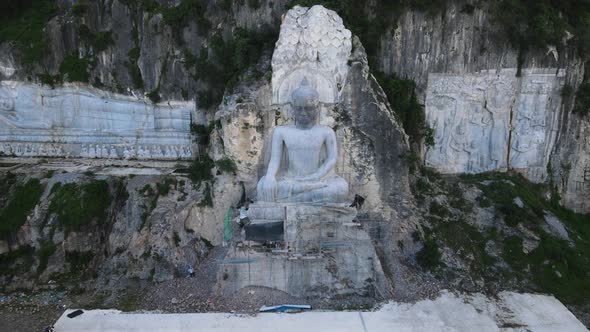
[217,201,393,299]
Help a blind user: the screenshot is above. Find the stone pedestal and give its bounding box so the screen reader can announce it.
[217,204,390,298]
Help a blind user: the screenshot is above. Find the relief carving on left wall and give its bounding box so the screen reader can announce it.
[0,81,193,160]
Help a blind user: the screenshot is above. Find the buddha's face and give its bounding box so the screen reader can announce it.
[293,94,318,128]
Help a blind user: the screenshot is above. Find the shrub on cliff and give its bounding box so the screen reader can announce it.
[48,180,111,233]
[0,178,44,237]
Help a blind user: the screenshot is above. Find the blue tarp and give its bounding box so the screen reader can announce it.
[259,304,312,313]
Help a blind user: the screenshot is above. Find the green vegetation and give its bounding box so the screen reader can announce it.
[48,180,111,233]
[117,290,141,312]
[416,170,590,304]
[247,0,260,10]
[574,81,590,115]
[126,47,144,89]
[434,219,496,274]
[173,232,181,246]
[188,156,214,185]
[138,177,177,230]
[120,0,211,42]
[216,157,237,174]
[429,201,449,219]
[78,25,113,52]
[502,236,528,269]
[36,240,56,275]
[460,172,590,304]
[161,0,211,39]
[183,27,277,109]
[138,184,157,229]
[71,1,87,17]
[0,179,44,236]
[157,176,177,196]
[0,172,17,202]
[65,251,94,272]
[0,246,34,279]
[0,0,57,65]
[146,88,161,103]
[375,73,434,148]
[60,53,92,83]
[492,0,590,56]
[198,182,213,207]
[416,238,441,269]
[462,172,547,227]
[114,179,130,204]
[190,123,214,146]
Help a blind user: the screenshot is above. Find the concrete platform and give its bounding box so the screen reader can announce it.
[53,291,588,332]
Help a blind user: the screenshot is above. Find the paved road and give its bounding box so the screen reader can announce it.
[53,291,588,332]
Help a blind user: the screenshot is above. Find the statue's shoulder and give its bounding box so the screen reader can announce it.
[272,125,289,134]
[271,125,293,137]
[316,125,336,134]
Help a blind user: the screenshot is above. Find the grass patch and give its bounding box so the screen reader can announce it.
[461,172,590,304]
[185,27,278,109]
[375,73,434,147]
[117,290,140,312]
[48,180,111,233]
[215,157,237,174]
[198,182,213,207]
[416,238,441,270]
[36,240,56,275]
[60,53,92,83]
[65,251,94,273]
[429,201,449,219]
[491,0,590,56]
[436,219,496,274]
[0,246,35,278]
[188,156,214,185]
[156,177,177,196]
[138,178,177,230]
[78,25,113,52]
[0,178,44,236]
[70,1,87,17]
[126,47,143,89]
[573,81,590,115]
[161,0,211,41]
[461,172,545,227]
[146,88,161,103]
[190,123,215,146]
[0,0,57,65]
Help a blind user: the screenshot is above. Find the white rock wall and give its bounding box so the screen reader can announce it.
[271,5,352,104]
[424,69,565,181]
[0,81,194,159]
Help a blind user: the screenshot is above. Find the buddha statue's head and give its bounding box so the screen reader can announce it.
[291,78,319,128]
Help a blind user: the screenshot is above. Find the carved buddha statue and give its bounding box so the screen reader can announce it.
[256,79,348,203]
